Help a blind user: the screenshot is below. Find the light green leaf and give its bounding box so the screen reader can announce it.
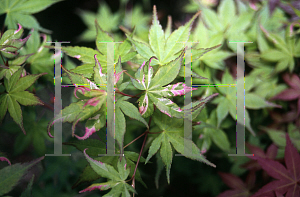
[165,16,172,39]
[167,133,216,167]
[10,73,46,93]
[47,100,85,134]
[149,5,165,61]
[262,127,286,147]
[0,94,8,123]
[118,100,149,128]
[115,106,126,149]
[148,93,183,118]
[245,93,281,109]
[10,91,43,106]
[145,134,163,164]
[10,0,62,14]
[83,149,122,181]
[218,0,235,28]
[260,49,289,62]
[216,97,229,128]
[160,134,172,184]
[63,139,106,157]
[6,66,23,92]
[161,11,200,64]
[117,157,130,181]
[0,157,44,196]
[149,53,183,89]
[275,58,290,73]
[126,35,154,60]
[62,65,97,87]
[201,8,223,32]
[210,129,230,151]
[62,46,105,65]
[7,95,25,134]
[95,21,114,56]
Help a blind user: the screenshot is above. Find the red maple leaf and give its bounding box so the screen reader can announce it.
[217,170,256,197]
[251,133,300,197]
[271,73,300,118]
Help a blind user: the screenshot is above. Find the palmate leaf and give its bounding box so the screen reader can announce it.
[63,20,136,77]
[200,0,254,52]
[128,5,200,66]
[67,138,146,189]
[133,53,197,118]
[214,68,281,136]
[78,1,121,41]
[19,30,54,80]
[0,156,44,196]
[80,149,136,196]
[1,67,45,134]
[0,24,30,59]
[193,109,231,152]
[252,134,300,197]
[145,111,216,184]
[0,0,62,32]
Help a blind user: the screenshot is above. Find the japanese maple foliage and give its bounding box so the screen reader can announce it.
[251,133,300,196]
[218,133,300,197]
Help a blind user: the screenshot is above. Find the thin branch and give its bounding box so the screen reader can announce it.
[123,132,146,149]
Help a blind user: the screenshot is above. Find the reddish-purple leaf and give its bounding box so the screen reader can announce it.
[266,143,278,160]
[217,189,249,197]
[284,133,300,180]
[275,190,284,197]
[297,98,300,117]
[268,0,280,15]
[272,89,300,101]
[252,179,288,197]
[257,157,291,180]
[282,73,300,91]
[252,133,300,197]
[245,170,256,190]
[246,143,266,159]
[218,172,247,190]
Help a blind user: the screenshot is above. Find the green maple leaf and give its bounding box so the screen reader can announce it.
[48,63,107,139]
[132,55,186,118]
[122,5,151,42]
[189,18,234,70]
[193,109,231,153]
[127,5,201,66]
[0,66,46,134]
[200,0,255,52]
[211,68,282,136]
[62,20,136,77]
[19,29,54,81]
[13,110,53,156]
[0,157,44,196]
[145,111,216,184]
[77,1,121,41]
[259,25,300,73]
[0,24,30,59]
[64,139,147,188]
[80,149,136,196]
[0,0,62,32]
